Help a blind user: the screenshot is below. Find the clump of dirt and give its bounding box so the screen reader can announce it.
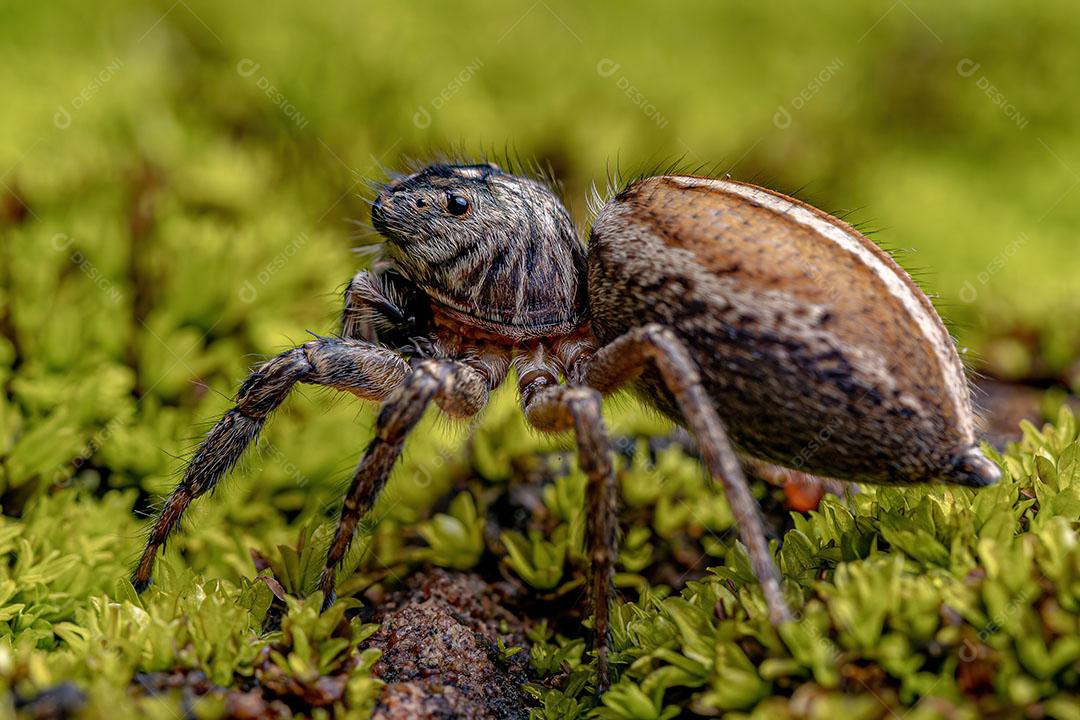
[365,569,531,720]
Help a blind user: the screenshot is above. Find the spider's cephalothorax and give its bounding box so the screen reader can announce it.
[134,161,1000,694]
[371,162,587,338]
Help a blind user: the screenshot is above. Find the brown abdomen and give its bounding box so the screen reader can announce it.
[587,175,975,484]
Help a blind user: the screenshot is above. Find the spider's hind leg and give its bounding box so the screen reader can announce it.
[583,323,793,627]
[132,337,409,592]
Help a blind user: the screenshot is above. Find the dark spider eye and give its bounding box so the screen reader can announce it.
[414,198,426,208]
[446,193,470,216]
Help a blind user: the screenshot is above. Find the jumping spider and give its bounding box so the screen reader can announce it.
[134,161,1000,689]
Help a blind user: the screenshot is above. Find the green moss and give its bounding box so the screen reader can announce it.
[4,408,1080,717]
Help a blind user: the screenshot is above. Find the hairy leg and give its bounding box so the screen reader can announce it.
[340,268,430,350]
[317,359,489,607]
[584,323,792,625]
[132,337,409,592]
[525,383,618,691]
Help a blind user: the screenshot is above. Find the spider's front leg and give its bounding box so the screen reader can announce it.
[583,323,793,626]
[317,358,489,607]
[132,337,410,592]
[522,370,618,692]
[341,268,432,349]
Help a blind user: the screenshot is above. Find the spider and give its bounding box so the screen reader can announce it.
[133,161,1000,689]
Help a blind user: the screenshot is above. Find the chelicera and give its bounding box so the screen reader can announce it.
[133,161,1000,689]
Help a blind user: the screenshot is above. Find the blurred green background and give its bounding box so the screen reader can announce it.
[2,1,1080,716]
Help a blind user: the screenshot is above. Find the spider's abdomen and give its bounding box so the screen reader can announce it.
[588,175,986,486]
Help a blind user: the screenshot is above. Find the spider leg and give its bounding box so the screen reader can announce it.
[341,268,431,349]
[317,359,489,607]
[659,425,843,506]
[583,323,793,626]
[524,382,618,692]
[132,337,409,592]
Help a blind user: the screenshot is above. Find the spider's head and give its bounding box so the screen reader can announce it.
[371,162,587,338]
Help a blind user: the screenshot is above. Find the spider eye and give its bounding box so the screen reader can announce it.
[446,193,470,216]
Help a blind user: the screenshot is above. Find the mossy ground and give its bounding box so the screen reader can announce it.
[2,1,1080,718]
